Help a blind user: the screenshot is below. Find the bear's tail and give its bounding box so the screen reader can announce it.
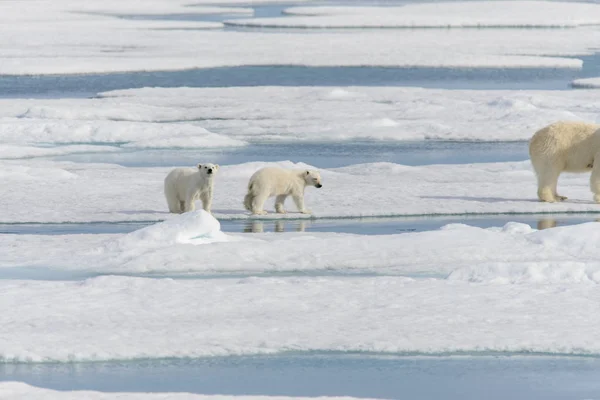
[244,183,254,211]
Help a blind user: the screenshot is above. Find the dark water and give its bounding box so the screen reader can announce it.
[0,65,587,99]
[2,355,600,400]
[47,141,529,168]
[0,213,596,235]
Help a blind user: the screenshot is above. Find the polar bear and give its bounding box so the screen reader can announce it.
[164,163,219,214]
[244,167,323,215]
[529,121,600,203]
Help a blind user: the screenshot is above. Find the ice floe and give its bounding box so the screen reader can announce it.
[3,211,600,282]
[1,0,598,74]
[571,77,600,89]
[3,159,600,224]
[0,272,599,362]
[3,86,600,149]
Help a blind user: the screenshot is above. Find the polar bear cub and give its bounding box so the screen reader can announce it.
[244,167,323,215]
[529,121,600,203]
[164,163,219,214]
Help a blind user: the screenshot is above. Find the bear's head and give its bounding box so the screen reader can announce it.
[197,163,219,176]
[304,170,322,188]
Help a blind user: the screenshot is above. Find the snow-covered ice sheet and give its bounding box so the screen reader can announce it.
[0,144,121,159]
[3,211,600,281]
[3,86,600,148]
[2,159,600,224]
[0,118,246,151]
[3,213,600,361]
[1,1,598,74]
[571,77,600,88]
[96,86,600,142]
[0,382,377,400]
[227,1,600,29]
[1,272,600,362]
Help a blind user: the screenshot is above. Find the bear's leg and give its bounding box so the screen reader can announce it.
[275,195,287,214]
[551,167,567,201]
[166,197,181,214]
[243,192,254,211]
[535,164,562,203]
[590,155,600,203]
[200,191,213,214]
[164,185,182,213]
[251,193,269,215]
[179,201,185,213]
[292,194,311,214]
[182,197,196,213]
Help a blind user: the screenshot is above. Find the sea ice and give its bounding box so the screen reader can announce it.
[2,159,600,224]
[3,210,600,283]
[0,0,597,74]
[571,77,600,89]
[2,86,600,149]
[0,272,599,362]
[0,118,246,150]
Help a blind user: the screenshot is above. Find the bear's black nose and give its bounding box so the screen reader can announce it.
[207,169,213,174]
[316,184,322,188]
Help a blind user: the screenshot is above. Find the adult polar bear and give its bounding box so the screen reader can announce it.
[164,163,219,213]
[244,167,323,215]
[529,121,600,203]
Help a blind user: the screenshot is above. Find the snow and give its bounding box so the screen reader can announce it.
[0,144,121,159]
[0,382,375,400]
[0,117,246,152]
[571,77,600,89]
[1,88,600,223]
[3,158,600,224]
[4,214,600,280]
[1,269,600,362]
[4,213,600,360]
[227,1,600,29]
[95,86,597,142]
[3,0,600,384]
[111,210,227,247]
[3,86,600,149]
[1,1,599,74]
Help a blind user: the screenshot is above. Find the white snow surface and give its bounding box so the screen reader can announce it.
[571,77,600,89]
[3,212,600,282]
[3,213,600,360]
[3,86,600,150]
[228,1,600,28]
[2,0,600,73]
[0,382,377,400]
[1,271,600,362]
[3,159,600,224]
[0,117,246,151]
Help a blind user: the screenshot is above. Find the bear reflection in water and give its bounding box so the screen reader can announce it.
[244,220,308,233]
[537,218,600,230]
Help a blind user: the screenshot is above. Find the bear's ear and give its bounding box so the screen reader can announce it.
[197,164,202,169]
[214,164,219,170]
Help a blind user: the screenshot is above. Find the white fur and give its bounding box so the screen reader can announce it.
[244,167,323,215]
[164,163,219,214]
[529,121,600,203]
